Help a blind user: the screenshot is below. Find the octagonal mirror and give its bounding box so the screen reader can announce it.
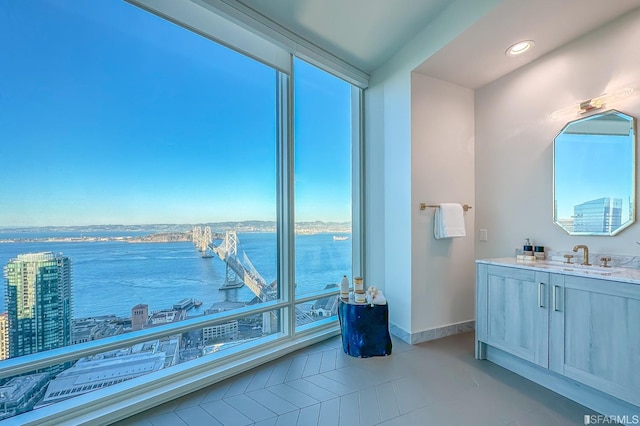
[554,109,636,235]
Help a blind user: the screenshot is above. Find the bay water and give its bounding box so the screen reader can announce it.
[0,232,351,318]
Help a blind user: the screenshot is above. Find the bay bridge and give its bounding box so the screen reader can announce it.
[191,227,317,327]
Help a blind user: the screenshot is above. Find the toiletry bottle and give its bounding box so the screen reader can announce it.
[523,238,533,256]
[340,275,350,299]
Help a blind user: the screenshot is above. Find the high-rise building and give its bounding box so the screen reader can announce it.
[573,197,623,233]
[3,252,73,358]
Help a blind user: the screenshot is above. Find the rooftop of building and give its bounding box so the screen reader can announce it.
[40,351,166,406]
[0,373,49,403]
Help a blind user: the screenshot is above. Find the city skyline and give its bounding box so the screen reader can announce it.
[0,0,352,228]
[0,244,342,418]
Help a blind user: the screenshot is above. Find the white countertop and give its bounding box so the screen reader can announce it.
[477,257,640,285]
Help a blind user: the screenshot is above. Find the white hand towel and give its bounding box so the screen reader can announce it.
[434,203,466,239]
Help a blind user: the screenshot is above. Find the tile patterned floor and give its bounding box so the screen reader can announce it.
[113,332,598,425]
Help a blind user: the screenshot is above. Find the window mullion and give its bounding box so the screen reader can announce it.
[352,87,365,279]
[276,64,295,338]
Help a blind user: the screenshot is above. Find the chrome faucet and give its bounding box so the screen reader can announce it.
[573,244,590,266]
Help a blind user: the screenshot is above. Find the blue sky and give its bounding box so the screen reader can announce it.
[554,133,633,220]
[0,0,352,227]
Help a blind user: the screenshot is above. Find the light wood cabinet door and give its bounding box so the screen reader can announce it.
[550,274,640,407]
[477,264,549,368]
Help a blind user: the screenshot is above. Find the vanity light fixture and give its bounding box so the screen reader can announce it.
[505,40,535,56]
[579,87,635,113]
[550,87,635,119]
[579,98,604,113]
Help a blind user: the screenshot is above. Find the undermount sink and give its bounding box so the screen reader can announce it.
[558,266,618,276]
[540,260,624,276]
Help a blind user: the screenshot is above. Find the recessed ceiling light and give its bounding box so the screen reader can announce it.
[506,40,535,56]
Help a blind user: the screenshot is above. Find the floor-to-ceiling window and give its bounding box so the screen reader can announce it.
[0,1,362,423]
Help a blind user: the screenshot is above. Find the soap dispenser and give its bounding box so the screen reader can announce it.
[523,238,533,256]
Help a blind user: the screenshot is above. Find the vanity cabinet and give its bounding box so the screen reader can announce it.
[476,261,640,417]
[549,274,640,407]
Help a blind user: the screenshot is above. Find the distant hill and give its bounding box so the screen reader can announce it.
[0,221,352,238]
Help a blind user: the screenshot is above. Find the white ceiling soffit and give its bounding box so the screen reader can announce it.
[236,0,453,73]
[414,0,640,89]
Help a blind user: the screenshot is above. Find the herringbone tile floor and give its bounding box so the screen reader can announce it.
[113,332,596,425]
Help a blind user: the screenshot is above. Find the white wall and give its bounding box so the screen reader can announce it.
[381,68,414,333]
[365,0,500,339]
[475,8,640,261]
[411,73,475,334]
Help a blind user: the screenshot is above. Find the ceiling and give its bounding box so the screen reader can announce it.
[236,0,640,89]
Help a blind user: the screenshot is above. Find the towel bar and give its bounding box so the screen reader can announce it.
[419,203,472,212]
